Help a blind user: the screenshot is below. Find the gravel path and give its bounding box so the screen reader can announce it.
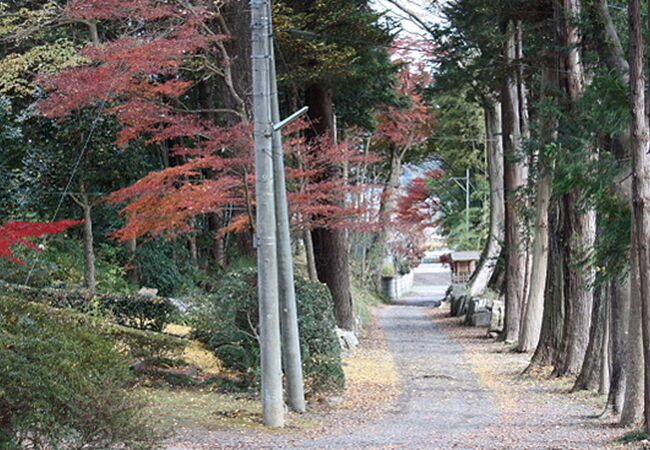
[166,264,626,449]
[296,292,499,448]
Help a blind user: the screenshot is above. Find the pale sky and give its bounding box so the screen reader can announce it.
[371,0,443,38]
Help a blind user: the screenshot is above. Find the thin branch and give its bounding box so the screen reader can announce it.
[382,0,436,35]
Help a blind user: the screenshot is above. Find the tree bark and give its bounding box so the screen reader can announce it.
[609,272,630,414]
[469,97,504,298]
[590,0,631,415]
[71,184,97,293]
[307,83,355,330]
[554,190,596,376]
[303,229,318,282]
[527,199,565,371]
[572,279,607,391]
[126,237,138,285]
[502,19,527,343]
[516,20,532,312]
[628,0,650,431]
[621,232,644,425]
[593,0,629,83]
[518,56,558,352]
[215,0,251,118]
[553,0,597,377]
[600,292,611,396]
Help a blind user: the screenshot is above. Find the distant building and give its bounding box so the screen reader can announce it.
[449,251,481,285]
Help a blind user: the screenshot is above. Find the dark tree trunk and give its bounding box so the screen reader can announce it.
[589,0,631,415]
[502,19,527,343]
[628,0,650,430]
[81,198,96,293]
[312,228,354,330]
[306,83,355,330]
[519,48,558,352]
[126,238,139,285]
[621,237,644,425]
[71,183,97,293]
[0,398,12,443]
[554,190,596,376]
[215,0,251,118]
[303,229,318,282]
[572,278,608,391]
[553,0,596,377]
[608,274,629,414]
[487,247,506,295]
[528,199,565,371]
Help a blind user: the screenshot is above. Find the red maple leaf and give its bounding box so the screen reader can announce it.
[0,220,84,264]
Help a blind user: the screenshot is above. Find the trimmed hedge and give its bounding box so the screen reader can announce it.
[192,267,345,393]
[0,281,176,331]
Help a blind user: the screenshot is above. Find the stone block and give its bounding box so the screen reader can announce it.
[489,298,505,333]
[469,309,491,327]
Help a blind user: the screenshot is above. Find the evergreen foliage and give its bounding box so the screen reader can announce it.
[192,265,345,393]
[0,296,157,449]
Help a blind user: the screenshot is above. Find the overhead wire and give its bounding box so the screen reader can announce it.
[23,78,119,285]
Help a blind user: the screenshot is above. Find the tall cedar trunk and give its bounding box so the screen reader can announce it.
[554,0,597,377]
[307,83,355,330]
[600,292,612,396]
[609,272,630,414]
[592,0,631,414]
[555,190,596,375]
[469,98,505,297]
[628,0,650,431]
[621,229,644,425]
[518,165,552,351]
[572,278,607,391]
[519,54,558,352]
[217,0,251,117]
[502,19,527,343]
[527,199,565,370]
[216,2,255,256]
[516,20,532,311]
[198,80,228,266]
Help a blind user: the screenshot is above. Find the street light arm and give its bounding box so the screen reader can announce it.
[273,106,309,132]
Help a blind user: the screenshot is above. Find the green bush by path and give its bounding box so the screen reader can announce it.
[0,281,177,332]
[192,266,345,394]
[0,297,158,449]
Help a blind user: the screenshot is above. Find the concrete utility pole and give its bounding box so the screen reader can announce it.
[267,0,306,414]
[250,0,284,428]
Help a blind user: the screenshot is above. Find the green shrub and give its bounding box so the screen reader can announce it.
[0,281,176,332]
[100,293,176,332]
[192,266,345,394]
[136,240,194,296]
[0,297,158,449]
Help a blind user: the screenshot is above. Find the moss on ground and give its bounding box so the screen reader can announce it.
[143,387,320,433]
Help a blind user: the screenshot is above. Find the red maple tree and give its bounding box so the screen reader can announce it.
[375,67,435,152]
[0,220,83,263]
[390,169,443,263]
[40,0,380,243]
